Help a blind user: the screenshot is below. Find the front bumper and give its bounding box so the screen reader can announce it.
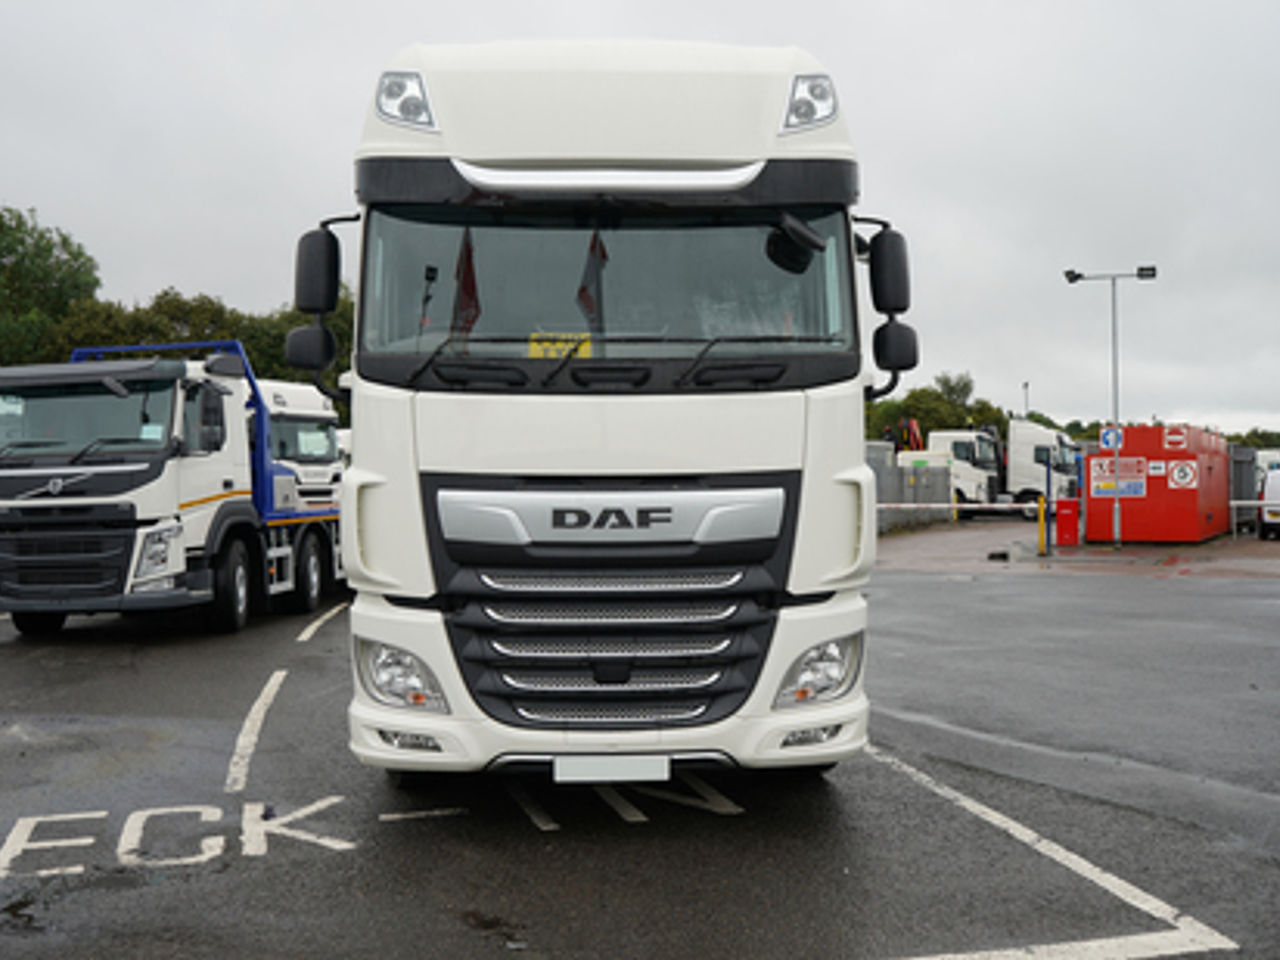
[347,590,869,774]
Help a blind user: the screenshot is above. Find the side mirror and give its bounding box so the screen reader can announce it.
[869,229,910,316]
[295,228,340,315]
[285,323,337,371]
[873,319,918,372]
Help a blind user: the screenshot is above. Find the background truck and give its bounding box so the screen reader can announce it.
[898,428,1000,508]
[286,40,917,782]
[1006,418,1080,514]
[0,340,342,636]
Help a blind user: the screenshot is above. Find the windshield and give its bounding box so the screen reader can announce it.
[0,379,175,460]
[361,205,855,364]
[270,415,338,463]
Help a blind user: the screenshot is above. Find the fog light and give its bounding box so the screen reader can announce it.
[131,576,175,594]
[782,725,842,748]
[378,730,442,751]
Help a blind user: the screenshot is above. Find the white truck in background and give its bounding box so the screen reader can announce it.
[1006,418,1079,511]
[285,41,919,782]
[0,341,342,636]
[898,428,1000,507]
[261,379,343,509]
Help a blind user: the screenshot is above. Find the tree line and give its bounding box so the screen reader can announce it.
[4,205,1277,448]
[0,206,351,416]
[868,369,1278,450]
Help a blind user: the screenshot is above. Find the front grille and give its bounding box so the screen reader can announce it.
[427,473,799,732]
[0,519,134,600]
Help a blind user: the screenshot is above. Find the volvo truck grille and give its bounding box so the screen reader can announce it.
[419,472,802,732]
[0,504,136,601]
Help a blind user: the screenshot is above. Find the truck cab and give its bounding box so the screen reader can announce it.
[0,342,342,636]
[288,41,916,782]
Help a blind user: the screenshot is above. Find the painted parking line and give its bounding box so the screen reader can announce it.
[869,746,1239,960]
[224,669,288,794]
[296,601,349,643]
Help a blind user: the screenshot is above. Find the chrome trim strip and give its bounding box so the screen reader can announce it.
[451,158,766,192]
[490,637,733,659]
[501,670,722,693]
[479,570,744,593]
[483,602,738,626]
[513,703,709,724]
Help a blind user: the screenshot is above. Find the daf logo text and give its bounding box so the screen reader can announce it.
[551,506,674,530]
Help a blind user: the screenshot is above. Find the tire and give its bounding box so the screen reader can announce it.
[12,611,67,637]
[1016,491,1039,521]
[293,533,324,613]
[212,538,251,633]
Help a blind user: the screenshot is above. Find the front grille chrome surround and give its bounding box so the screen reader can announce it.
[483,601,738,626]
[514,702,710,725]
[501,669,723,693]
[491,636,734,659]
[480,570,745,593]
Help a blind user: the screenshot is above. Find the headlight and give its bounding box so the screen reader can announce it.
[376,71,437,130]
[356,638,449,713]
[773,633,862,709]
[783,74,838,132]
[135,525,182,580]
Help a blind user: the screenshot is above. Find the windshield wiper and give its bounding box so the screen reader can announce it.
[405,336,534,386]
[674,335,839,387]
[0,440,63,460]
[69,437,148,464]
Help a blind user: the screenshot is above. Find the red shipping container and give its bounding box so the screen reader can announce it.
[1085,425,1229,543]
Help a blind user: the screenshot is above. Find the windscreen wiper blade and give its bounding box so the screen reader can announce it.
[674,335,839,387]
[0,440,63,460]
[69,437,146,464]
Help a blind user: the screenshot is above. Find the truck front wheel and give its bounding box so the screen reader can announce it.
[213,538,251,632]
[12,611,67,637]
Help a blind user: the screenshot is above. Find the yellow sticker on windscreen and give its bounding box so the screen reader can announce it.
[528,333,593,359]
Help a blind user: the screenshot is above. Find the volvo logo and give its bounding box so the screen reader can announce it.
[17,472,92,500]
[551,506,673,530]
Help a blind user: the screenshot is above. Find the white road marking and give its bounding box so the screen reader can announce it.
[594,786,650,824]
[296,601,350,643]
[870,746,1239,960]
[632,772,745,815]
[378,808,469,822]
[505,780,561,832]
[224,669,289,794]
[241,795,356,854]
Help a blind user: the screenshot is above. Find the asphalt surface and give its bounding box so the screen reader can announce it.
[1,521,1277,958]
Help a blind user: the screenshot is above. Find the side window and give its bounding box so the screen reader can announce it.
[183,383,226,453]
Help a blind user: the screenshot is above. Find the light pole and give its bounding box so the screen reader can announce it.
[1064,265,1157,547]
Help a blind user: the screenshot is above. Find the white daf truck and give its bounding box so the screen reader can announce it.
[287,41,917,781]
[0,341,342,636]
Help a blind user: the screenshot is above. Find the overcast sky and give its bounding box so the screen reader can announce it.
[4,0,1277,432]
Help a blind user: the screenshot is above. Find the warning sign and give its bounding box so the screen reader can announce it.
[1168,460,1199,489]
[1163,426,1189,450]
[1090,457,1147,498]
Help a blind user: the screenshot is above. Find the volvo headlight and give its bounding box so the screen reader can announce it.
[356,638,449,713]
[135,525,182,580]
[773,633,862,708]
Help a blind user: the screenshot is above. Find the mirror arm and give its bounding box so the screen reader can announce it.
[311,371,351,407]
[865,371,900,403]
